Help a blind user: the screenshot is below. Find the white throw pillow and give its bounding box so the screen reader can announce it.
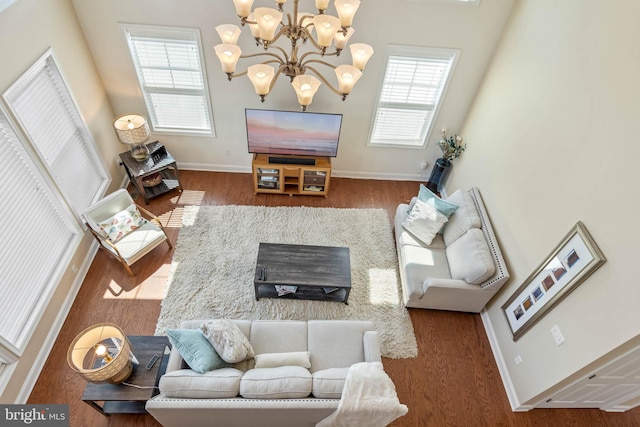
[200,319,255,364]
[443,190,482,246]
[98,203,146,243]
[254,351,311,369]
[446,228,496,285]
[402,199,448,246]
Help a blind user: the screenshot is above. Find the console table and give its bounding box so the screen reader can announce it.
[252,154,331,197]
[82,336,170,415]
[254,243,351,304]
[120,141,182,204]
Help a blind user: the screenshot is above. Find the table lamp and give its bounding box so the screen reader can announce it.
[113,114,151,162]
[67,323,134,384]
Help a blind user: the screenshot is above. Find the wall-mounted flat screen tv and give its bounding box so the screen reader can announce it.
[245,109,342,158]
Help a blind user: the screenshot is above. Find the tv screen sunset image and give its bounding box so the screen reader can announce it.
[246,109,342,157]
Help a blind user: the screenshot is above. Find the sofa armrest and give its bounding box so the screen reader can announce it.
[422,277,501,312]
[363,331,382,363]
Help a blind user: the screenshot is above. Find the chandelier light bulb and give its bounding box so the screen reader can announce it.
[254,7,283,42]
[335,64,362,94]
[315,0,330,11]
[126,121,135,130]
[216,24,242,44]
[232,0,254,17]
[334,0,361,27]
[292,75,321,109]
[350,43,374,70]
[248,64,275,96]
[214,44,242,73]
[334,27,354,50]
[314,14,341,48]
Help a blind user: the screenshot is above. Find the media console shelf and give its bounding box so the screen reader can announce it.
[252,154,331,197]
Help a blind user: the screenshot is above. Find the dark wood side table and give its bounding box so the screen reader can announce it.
[119,141,182,204]
[82,336,170,416]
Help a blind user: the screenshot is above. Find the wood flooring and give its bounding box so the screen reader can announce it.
[27,171,640,426]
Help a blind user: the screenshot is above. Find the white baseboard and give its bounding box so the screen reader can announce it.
[177,162,424,182]
[15,242,99,403]
[480,308,534,412]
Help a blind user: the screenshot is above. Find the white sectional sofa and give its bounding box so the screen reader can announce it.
[394,187,510,312]
[145,319,383,427]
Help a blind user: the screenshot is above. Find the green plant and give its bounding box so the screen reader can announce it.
[437,129,466,162]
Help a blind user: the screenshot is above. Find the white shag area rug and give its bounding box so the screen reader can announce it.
[156,205,417,359]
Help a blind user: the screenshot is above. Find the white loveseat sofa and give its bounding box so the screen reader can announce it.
[145,319,383,427]
[394,187,510,312]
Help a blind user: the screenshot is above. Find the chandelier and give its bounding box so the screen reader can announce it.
[214,0,374,111]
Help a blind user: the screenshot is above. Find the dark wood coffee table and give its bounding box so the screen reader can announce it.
[254,243,351,304]
[82,336,170,415]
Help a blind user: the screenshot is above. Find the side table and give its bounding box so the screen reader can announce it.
[119,141,182,204]
[82,336,170,415]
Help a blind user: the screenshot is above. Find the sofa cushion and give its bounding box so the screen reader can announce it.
[308,320,373,372]
[254,351,311,369]
[312,367,349,399]
[159,368,243,398]
[240,366,312,399]
[249,321,308,355]
[402,199,449,246]
[443,190,482,246]
[166,329,230,373]
[200,319,255,363]
[446,228,496,285]
[408,185,459,218]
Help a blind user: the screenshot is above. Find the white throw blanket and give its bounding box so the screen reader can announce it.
[316,362,408,427]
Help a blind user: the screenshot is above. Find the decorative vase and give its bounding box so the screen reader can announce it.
[426,158,452,193]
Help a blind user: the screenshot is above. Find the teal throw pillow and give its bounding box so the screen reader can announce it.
[166,329,230,373]
[416,184,459,218]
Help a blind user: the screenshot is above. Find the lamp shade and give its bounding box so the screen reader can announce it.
[315,0,330,10]
[248,64,275,96]
[247,13,261,38]
[313,15,341,48]
[214,44,243,73]
[113,114,150,145]
[232,0,254,17]
[335,64,362,94]
[334,27,354,50]
[350,43,374,70]
[334,0,361,27]
[254,7,283,42]
[67,323,133,384]
[292,75,321,108]
[215,24,242,44]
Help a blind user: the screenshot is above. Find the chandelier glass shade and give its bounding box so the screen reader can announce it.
[214,0,374,111]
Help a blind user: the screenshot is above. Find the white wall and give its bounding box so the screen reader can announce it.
[0,0,122,402]
[71,0,515,180]
[448,0,640,406]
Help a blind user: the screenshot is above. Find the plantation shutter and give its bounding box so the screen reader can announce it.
[124,25,214,134]
[369,47,458,147]
[3,49,110,216]
[0,105,81,363]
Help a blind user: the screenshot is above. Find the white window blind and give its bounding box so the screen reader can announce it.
[2,49,110,216]
[0,104,81,363]
[369,46,458,148]
[124,24,214,134]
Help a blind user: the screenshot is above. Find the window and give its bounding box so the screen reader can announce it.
[369,46,459,148]
[0,103,81,366]
[123,24,214,135]
[3,49,110,216]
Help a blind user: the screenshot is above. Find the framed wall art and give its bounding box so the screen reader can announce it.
[502,221,606,341]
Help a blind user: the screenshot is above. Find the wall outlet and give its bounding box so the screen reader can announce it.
[419,161,428,170]
[115,156,123,167]
[514,355,523,365]
[550,324,565,346]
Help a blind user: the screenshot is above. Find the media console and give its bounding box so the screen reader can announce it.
[252,154,331,197]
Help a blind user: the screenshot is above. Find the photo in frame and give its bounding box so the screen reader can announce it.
[502,221,606,341]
